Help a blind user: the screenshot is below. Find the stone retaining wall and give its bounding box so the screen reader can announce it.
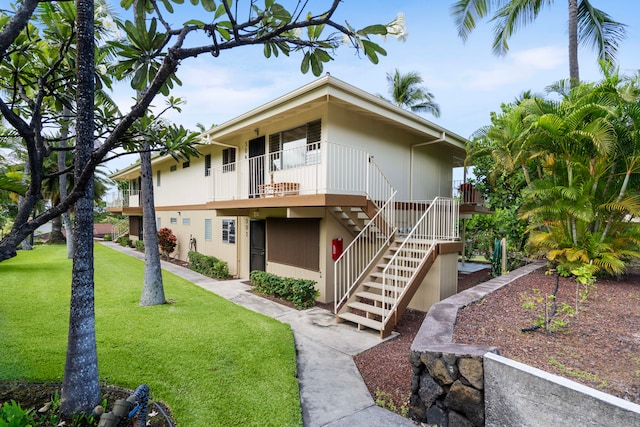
[408,262,544,426]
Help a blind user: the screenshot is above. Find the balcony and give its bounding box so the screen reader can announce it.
[106,190,141,214]
[451,180,492,217]
[206,142,393,206]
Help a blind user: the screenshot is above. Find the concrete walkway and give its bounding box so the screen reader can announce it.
[100,242,415,426]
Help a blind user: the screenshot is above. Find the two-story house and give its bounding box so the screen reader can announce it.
[107,74,479,338]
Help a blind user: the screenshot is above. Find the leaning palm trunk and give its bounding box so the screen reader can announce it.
[60,0,100,415]
[139,145,166,306]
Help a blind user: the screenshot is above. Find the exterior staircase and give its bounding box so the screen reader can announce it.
[330,200,379,237]
[334,197,458,338]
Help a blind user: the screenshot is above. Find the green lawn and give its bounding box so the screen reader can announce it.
[0,244,302,426]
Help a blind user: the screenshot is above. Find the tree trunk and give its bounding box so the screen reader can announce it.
[48,214,66,244]
[61,104,74,258]
[139,144,166,306]
[60,0,99,416]
[19,159,32,251]
[568,0,580,85]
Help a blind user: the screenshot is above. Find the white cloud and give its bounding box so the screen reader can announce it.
[464,45,566,90]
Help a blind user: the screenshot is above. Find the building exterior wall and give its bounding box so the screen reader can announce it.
[408,252,458,312]
[325,103,453,201]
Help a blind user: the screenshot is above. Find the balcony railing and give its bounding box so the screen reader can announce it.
[207,141,394,206]
[452,180,485,205]
[106,142,394,209]
[106,189,140,209]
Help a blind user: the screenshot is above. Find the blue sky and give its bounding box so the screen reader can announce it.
[106,1,640,172]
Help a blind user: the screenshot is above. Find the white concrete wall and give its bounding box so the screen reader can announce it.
[484,352,640,426]
[325,103,454,201]
[408,252,458,312]
[154,210,239,277]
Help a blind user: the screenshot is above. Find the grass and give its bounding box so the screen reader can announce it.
[0,244,302,426]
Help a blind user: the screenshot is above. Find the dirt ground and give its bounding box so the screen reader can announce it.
[355,265,640,416]
[353,267,493,414]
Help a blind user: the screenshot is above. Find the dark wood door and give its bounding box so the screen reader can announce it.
[248,136,265,198]
[250,220,266,272]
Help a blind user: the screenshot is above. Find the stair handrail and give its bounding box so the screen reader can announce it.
[334,190,397,313]
[111,218,129,241]
[380,197,459,327]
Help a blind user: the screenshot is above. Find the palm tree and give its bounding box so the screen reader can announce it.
[384,69,441,117]
[451,0,627,85]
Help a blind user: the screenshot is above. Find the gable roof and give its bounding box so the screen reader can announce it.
[111,74,468,180]
[200,74,467,157]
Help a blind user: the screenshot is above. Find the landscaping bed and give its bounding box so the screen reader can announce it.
[355,266,640,415]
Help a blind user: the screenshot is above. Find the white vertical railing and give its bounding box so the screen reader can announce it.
[204,142,395,202]
[379,197,459,326]
[105,190,140,208]
[334,191,397,313]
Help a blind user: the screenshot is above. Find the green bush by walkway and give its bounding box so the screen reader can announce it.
[0,244,301,426]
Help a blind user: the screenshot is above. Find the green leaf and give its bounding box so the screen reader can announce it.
[216,26,230,40]
[190,0,198,4]
[159,0,174,14]
[314,48,332,63]
[276,41,290,56]
[121,0,135,9]
[214,3,226,19]
[310,51,322,76]
[300,51,311,74]
[313,23,325,40]
[270,4,291,23]
[359,24,388,36]
[361,39,387,64]
[184,19,206,28]
[201,0,216,12]
[264,43,272,58]
[131,65,147,90]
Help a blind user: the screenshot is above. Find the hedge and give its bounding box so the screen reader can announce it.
[188,251,230,279]
[249,270,318,309]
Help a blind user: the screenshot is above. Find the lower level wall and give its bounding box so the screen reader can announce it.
[484,352,640,426]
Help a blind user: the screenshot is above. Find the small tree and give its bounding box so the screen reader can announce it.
[157,227,176,260]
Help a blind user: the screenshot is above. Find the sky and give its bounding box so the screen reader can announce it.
[104,0,640,173]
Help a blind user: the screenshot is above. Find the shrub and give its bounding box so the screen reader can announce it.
[188,251,230,279]
[157,227,177,259]
[135,240,145,252]
[103,233,113,241]
[117,236,132,247]
[249,270,318,309]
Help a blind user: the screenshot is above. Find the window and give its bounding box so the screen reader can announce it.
[183,161,190,168]
[182,218,191,225]
[156,170,161,187]
[170,217,177,224]
[222,148,236,172]
[267,218,319,270]
[170,165,177,172]
[156,217,161,229]
[269,120,321,171]
[204,154,211,176]
[222,219,236,244]
[204,219,212,241]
